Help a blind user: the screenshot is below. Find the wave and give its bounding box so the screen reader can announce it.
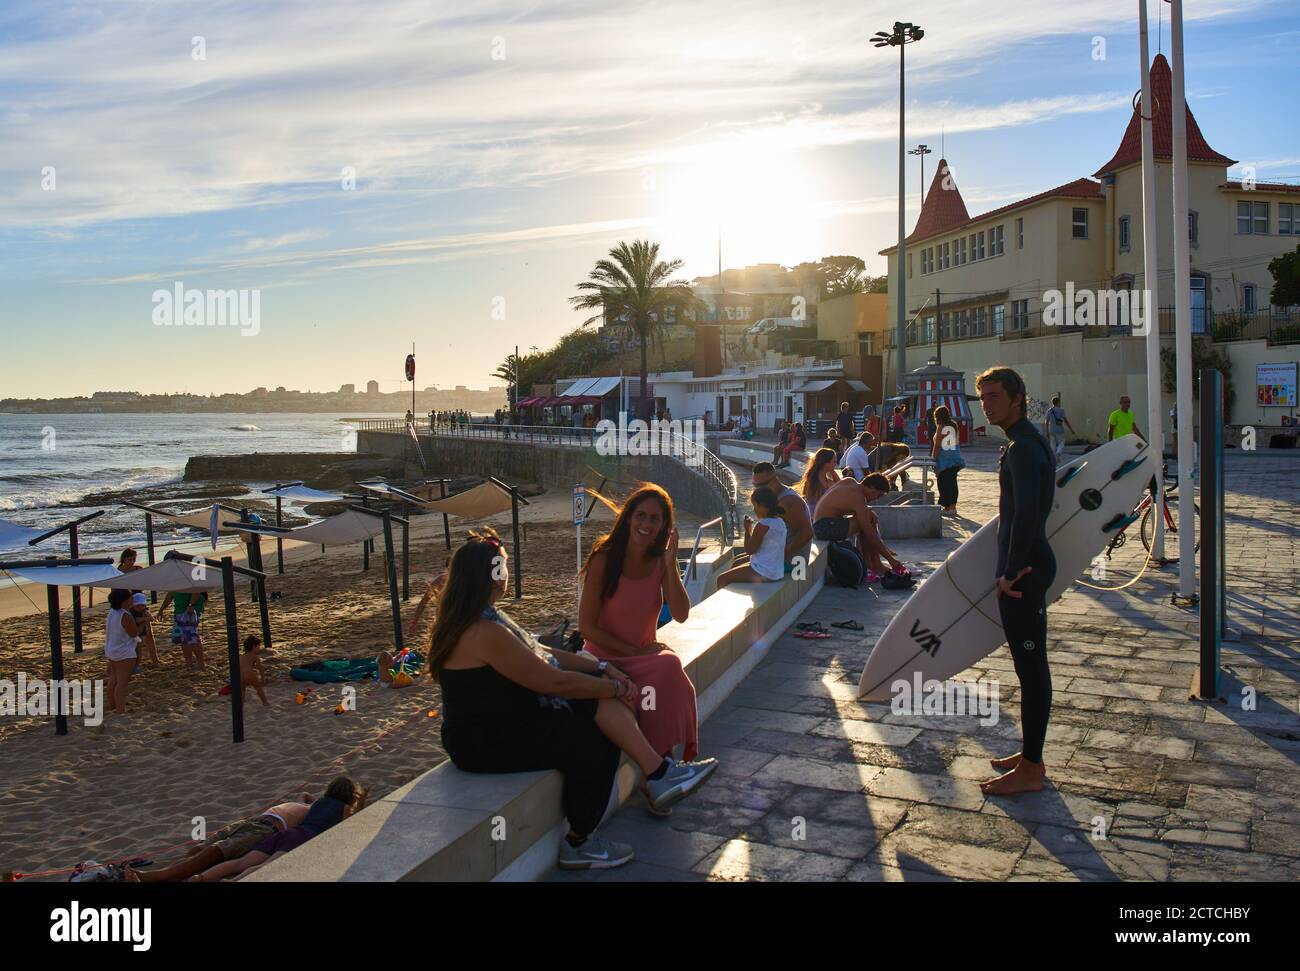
[230,424,260,432]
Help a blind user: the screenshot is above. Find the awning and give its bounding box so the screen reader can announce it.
[516,396,540,407]
[0,517,54,550]
[793,379,837,394]
[130,502,246,535]
[83,558,253,592]
[225,508,388,546]
[417,481,526,519]
[262,484,349,503]
[585,376,621,397]
[6,563,123,587]
[562,377,598,397]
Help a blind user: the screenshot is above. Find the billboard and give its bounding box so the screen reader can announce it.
[1256,362,1297,408]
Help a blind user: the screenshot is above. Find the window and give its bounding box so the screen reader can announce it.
[925,247,934,274]
[968,233,978,261]
[957,309,969,338]
[991,224,1005,256]
[1238,200,1269,234]
[1118,216,1130,252]
[975,231,986,261]
[923,315,935,343]
[992,304,1006,335]
[1189,210,1199,245]
[972,306,987,336]
[1072,208,1089,239]
[940,312,951,340]
[940,242,951,270]
[908,252,913,279]
[955,237,966,266]
[1280,204,1295,236]
[1012,299,1029,331]
[1243,285,1257,314]
[1016,217,1024,249]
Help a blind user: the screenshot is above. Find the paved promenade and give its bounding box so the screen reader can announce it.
[553,447,1300,882]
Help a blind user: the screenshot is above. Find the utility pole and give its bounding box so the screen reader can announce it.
[909,144,932,211]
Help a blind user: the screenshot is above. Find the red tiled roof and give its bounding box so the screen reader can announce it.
[879,177,1103,255]
[909,158,970,240]
[1221,181,1300,194]
[1093,54,1235,177]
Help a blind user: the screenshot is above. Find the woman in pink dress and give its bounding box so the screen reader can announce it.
[579,484,701,815]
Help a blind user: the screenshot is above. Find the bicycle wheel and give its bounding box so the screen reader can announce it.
[1141,497,1200,556]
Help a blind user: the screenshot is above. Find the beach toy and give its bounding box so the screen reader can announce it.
[427,709,439,718]
[218,684,231,696]
[333,704,347,715]
[391,671,413,689]
[294,687,315,705]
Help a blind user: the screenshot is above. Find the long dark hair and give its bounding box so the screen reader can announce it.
[798,447,838,504]
[583,484,673,602]
[426,528,506,680]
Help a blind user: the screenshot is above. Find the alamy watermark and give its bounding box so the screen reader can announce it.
[891,673,999,726]
[1,673,104,727]
[1041,285,1151,335]
[594,412,706,467]
[151,282,261,336]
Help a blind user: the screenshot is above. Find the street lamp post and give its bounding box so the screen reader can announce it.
[873,21,925,396]
[909,143,931,210]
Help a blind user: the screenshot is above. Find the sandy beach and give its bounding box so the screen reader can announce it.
[0,484,714,881]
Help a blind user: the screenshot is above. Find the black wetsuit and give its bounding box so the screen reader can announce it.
[996,417,1058,764]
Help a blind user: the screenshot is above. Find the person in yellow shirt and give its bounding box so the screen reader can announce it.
[1107,395,1144,441]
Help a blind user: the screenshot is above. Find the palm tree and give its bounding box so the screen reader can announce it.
[571,240,699,420]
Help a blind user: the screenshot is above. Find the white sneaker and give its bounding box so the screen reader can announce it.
[557,833,634,870]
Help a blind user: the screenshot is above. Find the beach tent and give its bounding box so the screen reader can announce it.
[225,505,410,653]
[1,510,105,654]
[0,552,266,742]
[358,478,454,555]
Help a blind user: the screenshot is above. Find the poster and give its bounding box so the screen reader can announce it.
[1256,362,1297,408]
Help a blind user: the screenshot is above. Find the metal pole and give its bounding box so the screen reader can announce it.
[257,576,272,654]
[439,479,451,550]
[511,488,522,601]
[69,525,83,654]
[381,510,404,652]
[934,289,942,365]
[222,557,245,744]
[895,38,907,395]
[1170,0,1196,596]
[145,512,157,604]
[1197,369,1221,697]
[401,505,410,601]
[48,582,67,736]
[274,490,285,574]
[1137,2,1166,561]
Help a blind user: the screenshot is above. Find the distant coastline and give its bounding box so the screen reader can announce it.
[1,388,508,415]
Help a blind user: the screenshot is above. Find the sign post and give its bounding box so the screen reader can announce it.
[573,485,585,604]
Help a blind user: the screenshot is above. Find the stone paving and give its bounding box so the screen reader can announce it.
[552,445,1300,882]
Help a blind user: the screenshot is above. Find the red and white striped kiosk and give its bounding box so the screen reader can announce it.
[908,361,973,446]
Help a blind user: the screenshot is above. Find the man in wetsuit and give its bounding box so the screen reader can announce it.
[976,366,1057,796]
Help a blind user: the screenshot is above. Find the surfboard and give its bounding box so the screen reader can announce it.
[857,433,1152,700]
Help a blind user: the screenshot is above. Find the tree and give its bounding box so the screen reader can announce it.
[1268,244,1300,307]
[571,240,700,419]
[790,255,881,298]
[1160,339,1234,415]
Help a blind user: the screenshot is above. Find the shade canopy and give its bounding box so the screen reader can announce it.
[262,484,349,503]
[417,480,524,519]
[131,502,245,535]
[10,558,253,593]
[226,508,388,547]
[0,517,54,551]
[6,563,122,587]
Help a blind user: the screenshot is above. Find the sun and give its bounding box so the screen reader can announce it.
[651,131,821,270]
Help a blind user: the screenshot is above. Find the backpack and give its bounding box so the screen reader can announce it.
[826,540,866,588]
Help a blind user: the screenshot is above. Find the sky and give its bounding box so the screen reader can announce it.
[1,0,1297,398]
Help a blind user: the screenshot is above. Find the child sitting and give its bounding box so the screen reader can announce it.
[716,487,788,587]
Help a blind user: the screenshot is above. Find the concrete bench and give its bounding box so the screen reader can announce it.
[247,543,827,883]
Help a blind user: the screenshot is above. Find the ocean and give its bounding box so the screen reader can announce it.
[0,412,396,560]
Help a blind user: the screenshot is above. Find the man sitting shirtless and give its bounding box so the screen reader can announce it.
[811,473,904,575]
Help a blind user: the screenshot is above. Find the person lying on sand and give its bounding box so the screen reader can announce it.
[126,791,317,882]
[376,650,420,689]
[188,777,370,882]
[241,635,270,706]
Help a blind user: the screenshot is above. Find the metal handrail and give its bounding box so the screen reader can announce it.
[685,516,724,581]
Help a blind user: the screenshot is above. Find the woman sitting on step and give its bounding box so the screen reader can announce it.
[428,528,717,871]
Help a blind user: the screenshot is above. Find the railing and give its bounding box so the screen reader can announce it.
[357,420,741,542]
[685,516,725,581]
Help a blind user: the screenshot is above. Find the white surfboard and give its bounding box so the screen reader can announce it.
[857,434,1152,700]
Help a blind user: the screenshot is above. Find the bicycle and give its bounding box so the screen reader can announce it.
[1104,463,1200,561]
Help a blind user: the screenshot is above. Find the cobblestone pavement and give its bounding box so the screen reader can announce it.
[553,446,1300,882]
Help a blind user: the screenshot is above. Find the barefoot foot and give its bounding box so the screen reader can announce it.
[990,752,1022,771]
[980,760,1046,796]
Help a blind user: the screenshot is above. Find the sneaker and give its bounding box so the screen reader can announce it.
[557,832,635,870]
[643,758,719,813]
[638,784,673,817]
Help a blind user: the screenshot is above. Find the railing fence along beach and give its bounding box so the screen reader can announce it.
[354,419,742,541]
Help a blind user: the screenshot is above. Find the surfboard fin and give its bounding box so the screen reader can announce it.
[1102,512,1140,533]
[1056,465,1084,488]
[1110,455,1148,480]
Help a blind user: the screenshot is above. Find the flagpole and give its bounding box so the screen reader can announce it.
[1138,0,1165,561]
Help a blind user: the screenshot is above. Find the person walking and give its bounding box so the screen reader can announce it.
[1107,394,1143,442]
[975,366,1057,796]
[1043,395,1075,465]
